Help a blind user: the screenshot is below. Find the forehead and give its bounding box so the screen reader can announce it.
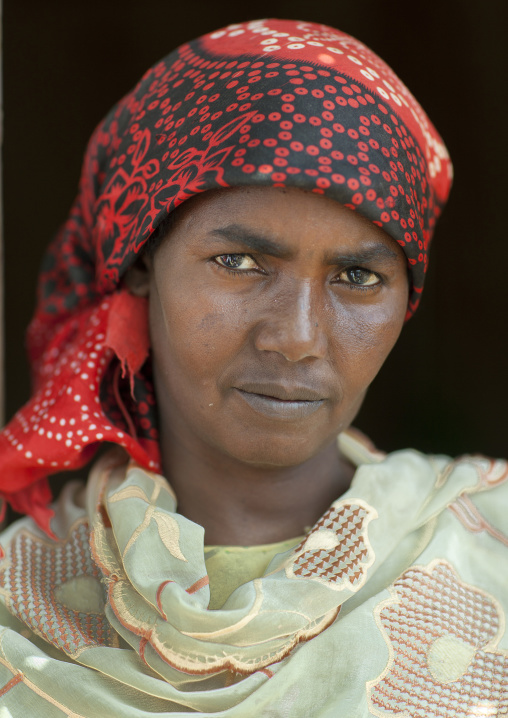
[165,186,406,259]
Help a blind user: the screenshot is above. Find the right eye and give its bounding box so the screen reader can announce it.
[339,267,380,287]
[213,254,259,271]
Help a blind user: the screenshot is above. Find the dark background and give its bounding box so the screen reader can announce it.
[3,0,507,458]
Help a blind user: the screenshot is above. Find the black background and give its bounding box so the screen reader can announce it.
[3,0,507,458]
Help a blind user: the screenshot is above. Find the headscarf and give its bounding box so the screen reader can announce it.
[0,19,452,534]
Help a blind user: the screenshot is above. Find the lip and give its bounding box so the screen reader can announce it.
[234,383,326,421]
[236,381,326,402]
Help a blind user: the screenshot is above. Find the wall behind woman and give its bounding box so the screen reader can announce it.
[3,0,507,458]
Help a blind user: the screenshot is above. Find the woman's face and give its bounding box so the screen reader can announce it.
[144,186,408,468]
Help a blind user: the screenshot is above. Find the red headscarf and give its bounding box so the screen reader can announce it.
[0,19,452,535]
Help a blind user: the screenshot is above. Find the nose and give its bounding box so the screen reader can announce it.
[254,280,328,362]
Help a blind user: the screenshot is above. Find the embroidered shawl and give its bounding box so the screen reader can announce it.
[0,432,507,715]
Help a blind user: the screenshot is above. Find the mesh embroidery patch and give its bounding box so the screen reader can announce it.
[0,520,117,656]
[286,500,376,590]
[368,561,508,716]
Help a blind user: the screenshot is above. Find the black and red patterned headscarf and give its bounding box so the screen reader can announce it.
[0,19,452,534]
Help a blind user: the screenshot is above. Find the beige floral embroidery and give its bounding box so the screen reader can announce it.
[90,467,348,676]
[368,560,508,717]
[473,457,508,488]
[449,495,508,548]
[108,478,186,562]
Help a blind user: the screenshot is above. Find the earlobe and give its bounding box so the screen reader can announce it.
[123,256,151,297]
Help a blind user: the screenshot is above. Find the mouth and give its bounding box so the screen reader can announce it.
[234,382,326,420]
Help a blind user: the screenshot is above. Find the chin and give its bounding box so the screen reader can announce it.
[221,431,335,469]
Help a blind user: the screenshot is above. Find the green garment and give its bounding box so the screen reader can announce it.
[0,431,507,716]
[204,538,303,611]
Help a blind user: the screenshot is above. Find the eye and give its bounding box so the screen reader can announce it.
[214,254,259,271]
[339,267,380,287]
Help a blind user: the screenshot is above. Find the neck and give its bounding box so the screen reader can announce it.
[158,423,355,546]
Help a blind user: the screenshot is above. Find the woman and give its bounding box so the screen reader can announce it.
[0,18,506,716]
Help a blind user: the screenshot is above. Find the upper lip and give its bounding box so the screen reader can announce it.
[235,382,327,402]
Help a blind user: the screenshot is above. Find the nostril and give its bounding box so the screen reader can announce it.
[255,314,327,362]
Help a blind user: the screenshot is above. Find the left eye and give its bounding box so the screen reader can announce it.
[339,267,380,286]
[214,254,258,270]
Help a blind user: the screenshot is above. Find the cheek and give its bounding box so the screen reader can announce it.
[148,278,241,396]
[328,296,406,388]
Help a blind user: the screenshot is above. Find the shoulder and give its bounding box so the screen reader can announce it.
[341,427,508,531]
[447,455,508,538]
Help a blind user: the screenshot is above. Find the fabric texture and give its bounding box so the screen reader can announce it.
[0,432,507,715]
[0,19,452,532]
[204,536,303,610]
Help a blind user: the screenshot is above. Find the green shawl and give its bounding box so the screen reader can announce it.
[0,431,507,716]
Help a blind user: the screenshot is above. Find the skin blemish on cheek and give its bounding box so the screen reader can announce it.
[198,312,224,330]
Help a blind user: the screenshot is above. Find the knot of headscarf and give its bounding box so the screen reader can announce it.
[0,19,452,533]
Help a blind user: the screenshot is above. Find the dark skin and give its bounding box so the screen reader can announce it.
[126,186,409,545]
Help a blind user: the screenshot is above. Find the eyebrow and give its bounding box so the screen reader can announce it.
[209,225,292,259]
[324,244,400,266]
[208,223,400,266]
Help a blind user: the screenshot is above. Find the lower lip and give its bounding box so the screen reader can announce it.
[235,389,325,420]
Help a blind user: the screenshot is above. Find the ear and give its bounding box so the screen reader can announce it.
[123,255,151,297]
